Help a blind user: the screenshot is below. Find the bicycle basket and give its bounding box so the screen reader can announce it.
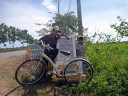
[26,44,43,60]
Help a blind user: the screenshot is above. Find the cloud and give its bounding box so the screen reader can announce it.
[0,0,51,39]
[41,0,56,12]
[82,6,128,42]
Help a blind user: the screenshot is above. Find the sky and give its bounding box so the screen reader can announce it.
[0,0,128,48]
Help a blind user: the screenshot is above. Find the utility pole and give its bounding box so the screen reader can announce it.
[54,0,60,14]
[58,0,60,14]
[77,0,83,36]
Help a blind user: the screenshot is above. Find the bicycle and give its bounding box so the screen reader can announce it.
[15,42,93,86]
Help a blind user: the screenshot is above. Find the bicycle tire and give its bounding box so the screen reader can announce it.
[64,59,93,86]
[15,59,46,85]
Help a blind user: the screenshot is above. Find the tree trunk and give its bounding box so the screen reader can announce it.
[12,41,14,49]
[23,43,24,48]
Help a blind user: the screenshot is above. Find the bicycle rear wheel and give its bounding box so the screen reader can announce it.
[15,59,46,85]
[64,59,93,86]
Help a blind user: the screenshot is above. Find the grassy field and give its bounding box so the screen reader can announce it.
[69,42,128,96]
[0,42,128,96]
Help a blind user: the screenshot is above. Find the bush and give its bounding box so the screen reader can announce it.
[67,42,128,96]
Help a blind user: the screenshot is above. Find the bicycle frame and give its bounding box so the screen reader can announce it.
[41,51,91,78]
[41,52,67,77]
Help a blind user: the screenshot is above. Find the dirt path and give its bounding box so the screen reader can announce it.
[0,55,26,96]
[0,55,69,96]
[0,80,9,95]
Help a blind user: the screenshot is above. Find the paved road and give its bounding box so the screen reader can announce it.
[0,50,26,59]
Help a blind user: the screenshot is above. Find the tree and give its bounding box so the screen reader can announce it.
[0,23,36,48]
[52,11,79,35]
[0,23,8,46]
[25,34,35,44]
[20,29,28,47]
[111,16,128,38]
[8,26,18,48]
[36,11,80,36]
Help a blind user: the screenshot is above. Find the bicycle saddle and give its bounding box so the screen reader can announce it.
[60,50,71,56]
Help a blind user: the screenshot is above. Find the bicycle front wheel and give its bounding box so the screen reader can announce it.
[15,59,46,85]
[64,59,93,86]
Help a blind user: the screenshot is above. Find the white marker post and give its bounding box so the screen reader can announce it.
[52,36,76,81]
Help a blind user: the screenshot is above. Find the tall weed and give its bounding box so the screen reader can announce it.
[68,34,128,96]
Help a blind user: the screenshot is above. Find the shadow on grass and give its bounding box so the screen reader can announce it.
[20,74,69,96]
[5,74,87,96]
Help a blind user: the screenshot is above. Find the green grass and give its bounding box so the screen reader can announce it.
[68,42,128,96]
[0,47,26,53]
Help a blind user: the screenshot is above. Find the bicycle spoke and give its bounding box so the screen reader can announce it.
[69,63,78,73]
[15,59,46,85]
[64,59,93,86]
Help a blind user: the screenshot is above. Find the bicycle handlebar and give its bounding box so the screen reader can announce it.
[39,41,54,51]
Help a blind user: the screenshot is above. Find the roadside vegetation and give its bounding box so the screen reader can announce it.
[67,42,128,96]
[66,16,128,95]
[0,47,26,53]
